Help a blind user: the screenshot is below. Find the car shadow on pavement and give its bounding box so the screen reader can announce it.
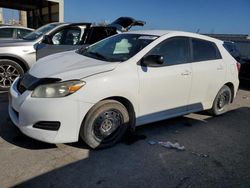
[13,107,250,188]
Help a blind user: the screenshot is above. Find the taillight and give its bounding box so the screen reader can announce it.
[236,62,241,72]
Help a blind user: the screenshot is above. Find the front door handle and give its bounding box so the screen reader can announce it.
[217,65,224,70]
[181,70,191,76]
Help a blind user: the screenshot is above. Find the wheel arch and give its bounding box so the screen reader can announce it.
[224,82,235,103]
[0,55,29,72]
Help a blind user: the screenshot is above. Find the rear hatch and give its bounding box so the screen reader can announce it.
[109,17,145,31]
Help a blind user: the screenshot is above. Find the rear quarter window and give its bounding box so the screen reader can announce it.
[192,38,222,62]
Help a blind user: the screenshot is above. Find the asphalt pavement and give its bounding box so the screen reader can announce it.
[0,83,250,188]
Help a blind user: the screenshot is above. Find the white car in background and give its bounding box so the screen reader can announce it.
[9,30,240,149]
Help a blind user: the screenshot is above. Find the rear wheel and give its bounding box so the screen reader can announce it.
[0,59,24,91]
[80,100,129,149]
[208,85,232,116]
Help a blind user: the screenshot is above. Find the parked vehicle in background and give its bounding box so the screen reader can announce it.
[0,25,34,39]
[9,30,239,149]
[223,41,241,61]
[223,41,250,81]
[0,17,145,91]
[239,56,250,81]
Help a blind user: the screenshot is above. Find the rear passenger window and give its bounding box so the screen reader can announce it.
[0,28,14,38]
[148,37,190,66]
[192,38,221,62]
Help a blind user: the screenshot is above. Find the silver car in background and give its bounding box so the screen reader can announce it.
[0,17,145,91]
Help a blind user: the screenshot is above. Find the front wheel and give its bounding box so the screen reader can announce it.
[80,100,129,149]
[208,85,232,116]
[0,59,24,91]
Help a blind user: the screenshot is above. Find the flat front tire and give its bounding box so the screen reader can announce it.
[208,85,232,116]
[80,100,129,149]
[0,59,24,91]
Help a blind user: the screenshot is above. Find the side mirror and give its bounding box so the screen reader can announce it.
[142,55,164,67]
[42,35,52,44]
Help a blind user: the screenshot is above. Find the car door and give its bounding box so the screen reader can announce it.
[137,37,192,125]
[36,24,90,60]
[188,38,226,110]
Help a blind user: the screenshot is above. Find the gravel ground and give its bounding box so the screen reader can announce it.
[0,83,250,188]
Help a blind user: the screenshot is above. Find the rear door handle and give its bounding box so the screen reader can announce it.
[217,65,223,70]
[181,70,191,76]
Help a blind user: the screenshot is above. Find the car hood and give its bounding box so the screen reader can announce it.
[0,38,35,47]
[29,50,119,80]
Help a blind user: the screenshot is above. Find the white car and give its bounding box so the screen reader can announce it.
[9,30,240,149]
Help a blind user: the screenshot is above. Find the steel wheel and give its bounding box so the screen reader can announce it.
[80,100,129,149]
[93,109,124,144]
[216,90,231,112]
[208,85,232,116]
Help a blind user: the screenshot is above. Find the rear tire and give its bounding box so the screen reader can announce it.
[0,59,24,91]
[208,85,232,116]
[80,100,129,149]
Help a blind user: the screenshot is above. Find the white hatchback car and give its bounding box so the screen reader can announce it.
[9,30,240,148]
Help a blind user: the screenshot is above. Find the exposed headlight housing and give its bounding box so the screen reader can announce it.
[31,80,85,98]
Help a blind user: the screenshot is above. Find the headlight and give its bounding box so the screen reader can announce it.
[31,80,85,98]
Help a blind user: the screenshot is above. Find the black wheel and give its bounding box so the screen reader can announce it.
[0,59,24,91]
[208,85,232,116]
[80,100,129,149]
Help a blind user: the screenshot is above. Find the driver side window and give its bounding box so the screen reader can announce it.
[52,28,81,45]
[148,37,190,66]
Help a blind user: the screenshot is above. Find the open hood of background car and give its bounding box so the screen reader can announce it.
[109,17,146,31]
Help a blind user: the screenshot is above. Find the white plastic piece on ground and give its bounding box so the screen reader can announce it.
[158,141,185,151]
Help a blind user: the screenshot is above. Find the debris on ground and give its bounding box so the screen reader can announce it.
[147,140,158,145]
[159,141,185,151]
[242,96,249,100]
[191,151,209,158]
[147,140,185,151]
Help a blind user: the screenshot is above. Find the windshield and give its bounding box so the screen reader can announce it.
[23,23,63,41]
[77,34,158,62]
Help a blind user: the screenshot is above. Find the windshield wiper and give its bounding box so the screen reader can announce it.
[88,52,107,60]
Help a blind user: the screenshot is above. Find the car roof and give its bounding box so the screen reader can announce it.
[0,25,34,30]
[127,30,223,43]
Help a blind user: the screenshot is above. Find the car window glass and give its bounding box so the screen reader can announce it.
[16,29,32,39]
[192,39,221,61]
[79,34,157,62]
[148,37,190,65]
[23,23,62,40]
[52,28,81,45]
[0,28,14,38]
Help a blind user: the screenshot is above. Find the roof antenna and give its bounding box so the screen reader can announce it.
[196,29,200,33]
